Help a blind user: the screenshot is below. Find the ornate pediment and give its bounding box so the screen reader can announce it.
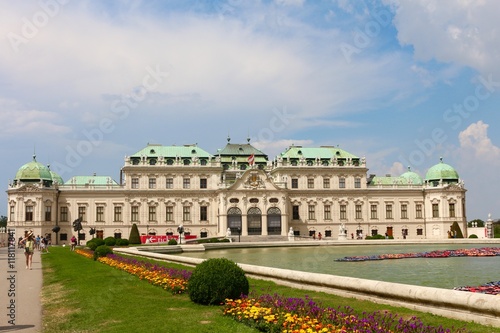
[244,171,266,189]
[444,183,465,191]
[16,184,41,192]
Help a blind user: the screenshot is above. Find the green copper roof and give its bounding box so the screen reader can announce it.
[65,175,119,186]
[15,155,52,182]
[130,144,213,159]
[49,170,64,185]
[279,146,358,159]
[216,143,267,157]
[400,167,423,185]
[425,158,459,181]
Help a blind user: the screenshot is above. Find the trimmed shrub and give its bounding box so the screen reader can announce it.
[168,239,178,245]
[115,238,129,246]
[86,238,105,251]
[188,258,249,305]
[93,245,113,261]
[104,236,116,246]
[197,238,231,244]
[469,234,478,238]
[129,223,141,245]
[450,221,464,238]
[365,234,385,240]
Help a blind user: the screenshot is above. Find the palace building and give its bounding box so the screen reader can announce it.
[6,138,467,243]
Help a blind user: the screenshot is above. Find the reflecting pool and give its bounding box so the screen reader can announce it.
[179,243,500,289]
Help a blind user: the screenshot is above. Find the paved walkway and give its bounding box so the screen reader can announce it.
[0,245,42,332]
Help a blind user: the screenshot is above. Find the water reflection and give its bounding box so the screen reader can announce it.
[179,243,499,289]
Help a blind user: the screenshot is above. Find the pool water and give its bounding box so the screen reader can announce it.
[178,243,500,289]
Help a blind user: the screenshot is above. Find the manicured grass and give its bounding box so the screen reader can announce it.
[41,247,495,333]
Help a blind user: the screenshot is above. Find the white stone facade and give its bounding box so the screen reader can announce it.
[6,144,468,244]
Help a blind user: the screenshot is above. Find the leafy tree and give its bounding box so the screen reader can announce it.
[129,223,141,244]
[467,219,484,227]
[0,215,7,229]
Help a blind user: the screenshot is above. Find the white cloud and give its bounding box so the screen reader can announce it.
[386,0,500,77]
[458,120,500,162]
[0,99,70,138]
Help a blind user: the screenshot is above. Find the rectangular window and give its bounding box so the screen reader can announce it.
[417,228,423,236]
[324,205,331,220]
[292,205,300,220]
[148,177,156,189]
[149,206,156,221]
[183,178,190,189]
[60,207,68,222]
[10,206,15,222]
[291,178,298,189]
[370,204,377,219]
[449,203,455,217]
[131,206,139,222]
[96,206,104,222]
[339,177,345,188]
[355,204,362,219]
[165,206,173,221]
[323,177,330,189]
[45,206,51,221]
[416,204,423,218]
[432,203,439,218]
[183,206,191,221]
[401,204,408,219]
[131,178,139,189]
[78,206,86,222]
[355,178,361,188]
[200,206,207,221]
[114,206,122,222]
[340,204,347,220]
[308,205,315,220]
[25,206,33,221]
[166,178,173,189]
[200,178,207,189]
[307,178,314,189]
[386,204,393,219]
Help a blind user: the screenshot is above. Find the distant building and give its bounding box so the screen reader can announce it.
[7,138,467,243]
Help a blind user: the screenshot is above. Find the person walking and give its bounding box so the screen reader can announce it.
[22,231,35,269]
[70,235,77,251]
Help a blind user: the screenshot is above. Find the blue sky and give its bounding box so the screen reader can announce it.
[1,0,500,220]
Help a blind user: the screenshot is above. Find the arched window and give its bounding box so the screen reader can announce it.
[267,207,282,235]
[227,207,242,234]
[247,207,262,235]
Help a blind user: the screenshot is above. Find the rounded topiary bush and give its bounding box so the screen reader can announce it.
[104,236,116,246]
[469,234,478,238]
[93,245,113,261]
[86,240,97,251]
[188,258,249,305]
[168,239,178,245]
[115,238,129,246]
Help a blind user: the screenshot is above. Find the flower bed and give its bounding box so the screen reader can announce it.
[223,294,469,333]
[76,249,191,294]
[453,281,500,295]
[335,247,500,262]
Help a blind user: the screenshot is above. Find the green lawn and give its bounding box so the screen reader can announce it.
[41,247,495,333]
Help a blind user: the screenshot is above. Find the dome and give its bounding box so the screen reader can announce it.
[400,166,423,185]
[425,158,459,182]
[15,155,53,183]
[49,167,64,185]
